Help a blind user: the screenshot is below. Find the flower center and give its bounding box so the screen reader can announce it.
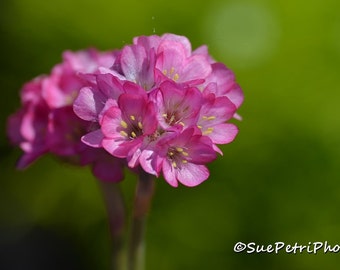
[162,67,180,82]
[119,115,143,139]
[147,129,165,142]
[198,115,216,135]
[162,112,185,126]
[167,146,189,169]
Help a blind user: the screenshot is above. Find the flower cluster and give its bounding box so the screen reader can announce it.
[7,33,243,187]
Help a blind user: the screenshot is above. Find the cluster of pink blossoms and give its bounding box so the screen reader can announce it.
[7,33,243,187]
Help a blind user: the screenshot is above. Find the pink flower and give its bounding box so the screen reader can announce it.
[202,63,244,112]
[157,128,217,187]
[197,93,238,153]
[7,49,124,182]
[101,93,158,160]
[120,45,156,90]
[155,40,212,85]
[73,73,125,123]
[20,76,47,105]
[43,49,116,108]
[47,106,88,156]
[7,101,49,169]
[153,81,202,130]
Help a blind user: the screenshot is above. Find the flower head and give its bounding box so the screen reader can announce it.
[8,33,243,187]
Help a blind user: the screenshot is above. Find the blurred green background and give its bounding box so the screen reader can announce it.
[1,0,340,269]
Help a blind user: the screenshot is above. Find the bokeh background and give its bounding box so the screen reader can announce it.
[1,0,340,269]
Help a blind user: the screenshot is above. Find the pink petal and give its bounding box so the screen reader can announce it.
[141,102,158,134]
[96,73,124,99]
[181,55,212,82]
[98,99,118,124]
[101,107,121,138]
[209,123,238,144]
[81,129,104,148]
[7,110,25,145]
[122,81,146,96]
[16,148,47,169]
[121,45,147,82]
[203,63,236,96]
[118,94,144,116]
[73,87,105,121]
[156,41,186,73]
[98,67,127,81]
[186,138,216,163]
[176,163,210,187]
[127,147,142,168]
[133,35,161,51]
[199,95,237,126]
[138,149,161,176]
[102,137,142,158]
[162,161,179,187]
[161,33,192,56]
[226,83,244,109]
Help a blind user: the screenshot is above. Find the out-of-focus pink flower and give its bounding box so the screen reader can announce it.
[7,49,124,182]
[42,49,116,108]
[7,101,49,169]
[8,33,243,187]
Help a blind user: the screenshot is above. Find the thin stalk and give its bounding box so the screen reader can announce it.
[127,171,155,270]
[99,181,126,270]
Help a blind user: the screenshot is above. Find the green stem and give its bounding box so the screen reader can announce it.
[98,181,126,270]
[128,171,155,270]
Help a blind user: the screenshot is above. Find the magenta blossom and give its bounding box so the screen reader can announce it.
[7,76,50,169]
[157,128,217,187]
[153,81,202,130]
[8,33,243,187]
[197,93,239,153]
[101,92,158,160]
